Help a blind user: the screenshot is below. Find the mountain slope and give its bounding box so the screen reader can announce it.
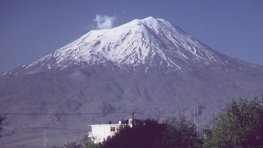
[1,16,263,147]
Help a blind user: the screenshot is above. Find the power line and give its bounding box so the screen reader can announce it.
[0,127,90,146]
[0,112,129,116]
[4,126,90,132]
[44,128,47,148]
[1,112,179,133]
[135,112,175,119]
[0,111,176,120]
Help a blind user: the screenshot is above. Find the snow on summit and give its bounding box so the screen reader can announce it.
[28,17,227,70]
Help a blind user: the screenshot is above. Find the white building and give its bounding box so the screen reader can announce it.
[88,119,133,144]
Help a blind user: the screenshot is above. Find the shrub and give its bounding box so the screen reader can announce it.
[101,118,201,148]
[204,96,263,147]
[161,118,202,148]
[101,119,166,148]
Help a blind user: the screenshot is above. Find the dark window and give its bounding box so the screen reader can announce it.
[111,127,115,132]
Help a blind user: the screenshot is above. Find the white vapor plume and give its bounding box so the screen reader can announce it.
[94,15,116,29]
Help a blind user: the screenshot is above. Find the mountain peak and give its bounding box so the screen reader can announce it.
[124,16,158,24]
[123,17,171,33]
[25,17,228,72]
[140,16,159,24]
[142,16,156,20]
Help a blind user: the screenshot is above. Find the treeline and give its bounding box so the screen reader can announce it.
[54,95,263,147]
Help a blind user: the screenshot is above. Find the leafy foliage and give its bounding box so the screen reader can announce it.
[204,96,263,147]
[101,119,166,148]
[161,118,202,148]
[101,118,201,148]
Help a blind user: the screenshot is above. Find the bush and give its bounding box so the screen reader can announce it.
[101,118,201,148]
[161,118,202,148]
[101,119,166,148]
[204,96,263,147]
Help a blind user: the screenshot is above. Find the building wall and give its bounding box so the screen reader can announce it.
[89,119,133,144]
[89,124,120,144]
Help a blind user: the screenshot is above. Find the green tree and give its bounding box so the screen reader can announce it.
[101,119,166,148]
[204,96,263,148]
[161,118,202,148]
[101,118,201,148]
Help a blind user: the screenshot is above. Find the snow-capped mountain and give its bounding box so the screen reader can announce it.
[1,17,263,147]
[22,17,233,72]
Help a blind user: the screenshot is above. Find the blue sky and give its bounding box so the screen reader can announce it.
[0,0,263,71]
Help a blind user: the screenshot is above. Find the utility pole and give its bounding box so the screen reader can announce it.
[194,106,199,134]
[131,112,135,127]
[43,128,47,148]
[194,105,205,137]
[194,106,196,127]
[197,106,199,134]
